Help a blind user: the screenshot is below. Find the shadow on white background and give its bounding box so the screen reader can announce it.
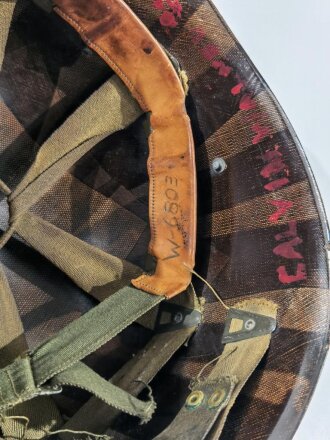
[213,1,330,439]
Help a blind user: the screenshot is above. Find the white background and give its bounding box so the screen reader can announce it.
[213,1,330,439]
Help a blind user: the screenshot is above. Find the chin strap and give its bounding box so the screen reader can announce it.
[0,286,163,426]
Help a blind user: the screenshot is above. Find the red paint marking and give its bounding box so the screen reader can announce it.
[268,200,293,223]
[153,0,164,10]
[239,94,256,111]
[273,237,303,259]
[212,60,232,77]
[252,124,271,145]
[260,158,288,179]
[154,0,183,28]
[201,44,220,61]
[275,221,297,241]
[167,0,183,16]
[231,82,244,96]
[160,10,178,27]
[277,263,307,284]
[260,145,281,162]
[264,178,290,192]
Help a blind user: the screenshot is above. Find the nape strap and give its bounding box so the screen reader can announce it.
[0,286,163,422]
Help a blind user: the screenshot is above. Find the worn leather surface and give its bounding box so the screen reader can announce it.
[53,0,197,298]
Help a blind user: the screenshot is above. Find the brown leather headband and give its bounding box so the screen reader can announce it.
[53,0,197,298]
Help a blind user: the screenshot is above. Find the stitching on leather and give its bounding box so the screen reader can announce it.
[134,275,164,295]
[55,7,148,110]
[149,132,157,250]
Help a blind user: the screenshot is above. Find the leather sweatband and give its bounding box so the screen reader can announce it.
[52,0,197,298]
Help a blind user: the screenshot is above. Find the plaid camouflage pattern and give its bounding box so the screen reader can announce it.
[0,0,329,439]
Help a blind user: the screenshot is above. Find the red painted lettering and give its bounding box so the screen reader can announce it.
[277,263,307,284]
[268,200,294,223]
[273,237,303,259]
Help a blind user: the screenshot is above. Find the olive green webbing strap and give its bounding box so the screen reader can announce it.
[0,267,63,440]
[0,266,25,366]
[0,74,144,301]
[59,288,202,436]
[0,286,163,428]
[8,74,142,223]
[0,73,142,250]
[154,299,277,440]
[15,211,142,299]
[0,5,63,438]
[60,329,195,437]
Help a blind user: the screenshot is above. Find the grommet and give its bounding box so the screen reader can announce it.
[211,157,227,175]
[207,389,226,409]
[185,390,205,409]
[245,318,256,331]
[173,312,184,324]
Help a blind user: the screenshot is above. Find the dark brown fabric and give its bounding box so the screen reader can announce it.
[0,0,329,439]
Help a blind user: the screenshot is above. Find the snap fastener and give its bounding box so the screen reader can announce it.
[245,318,256,331]
[207,388,226,409]
[185,390,204,409]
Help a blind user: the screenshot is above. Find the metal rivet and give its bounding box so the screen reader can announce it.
[211,157,227,175]
[245,318,256,331]
[185,390,204,409]
[207,389,226,409]
[173,312,184,324]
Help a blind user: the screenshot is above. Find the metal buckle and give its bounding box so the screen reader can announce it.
[155,302,202,333]
[221,308,277,344]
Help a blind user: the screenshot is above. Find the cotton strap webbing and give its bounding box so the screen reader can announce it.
[15,211,142,299]
[0,3,63,438]
[0,73,142,250]
[0,74,144,301]
[154,299,277,440]
[0,266,63,440]
[0,286,163,427]
[58,287,202,437]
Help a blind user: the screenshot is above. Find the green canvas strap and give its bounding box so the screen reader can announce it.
[60,329,197,437]
[15,211,142,300]
[155,299,277,440]
[0,4,64,437]
[0,267,63,439]
[53,362,156,422]
[8,75,142,224]
[58,287,203,436]
[0,74,142,250]
[0,286,163,423]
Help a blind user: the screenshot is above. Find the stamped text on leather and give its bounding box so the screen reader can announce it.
[54,0,197,298]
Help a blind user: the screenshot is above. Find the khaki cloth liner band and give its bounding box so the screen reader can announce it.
[54,0,197,298]
[0,5,63,437]
[155,299,277,440]
[8,75,142,222]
